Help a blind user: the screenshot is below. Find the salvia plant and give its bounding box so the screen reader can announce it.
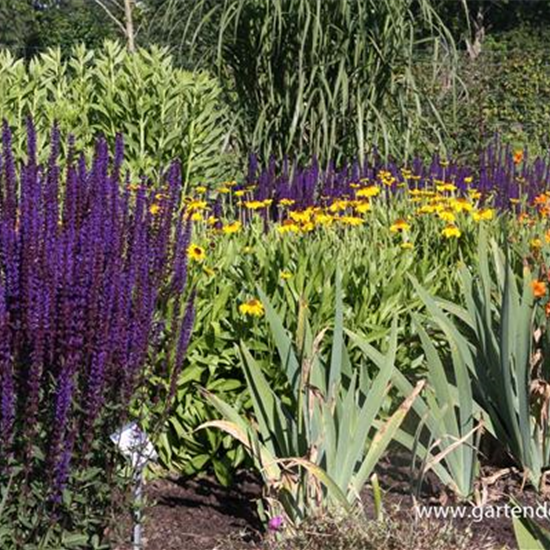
[200,273,423,528]
[236,142,550,216]
[0,119,194,546]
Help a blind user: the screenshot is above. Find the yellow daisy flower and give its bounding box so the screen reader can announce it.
[469,189,482,200]
[290,210,312,223]
[186,200,207,212]
[441,225,461,239]
[438,210,456,223]
[222,221,242,234]
[339,216,365,226]
[328,200,349,212]
[300,221,315,232]
[149,203,162,215]
[314,213,333,225]
[355,202,371,214]
[277,222,300,234]
[450,198,473,213]
[472,208,495,222]
[188,244,206,262]
[356,186,380,198]
[390,219,410,233]
[239,299,265,317]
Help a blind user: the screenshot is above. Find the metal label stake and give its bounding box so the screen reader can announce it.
[111,422,158,550]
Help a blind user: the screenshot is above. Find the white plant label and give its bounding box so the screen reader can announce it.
[110,422,158,469]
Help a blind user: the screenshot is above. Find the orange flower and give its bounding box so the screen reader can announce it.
[546,301,550,318]
[532,280,547,299]
[513,150,524,165]
[534,194,548,206]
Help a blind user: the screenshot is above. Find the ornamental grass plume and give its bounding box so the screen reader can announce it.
[0,119,195,519]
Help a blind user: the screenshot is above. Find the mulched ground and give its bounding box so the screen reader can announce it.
[368,454,549,550]
[134,473,262,550]
[113,454,549,550]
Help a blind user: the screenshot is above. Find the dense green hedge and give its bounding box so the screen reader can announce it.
[430,26,550,159]
[0,40,233,188]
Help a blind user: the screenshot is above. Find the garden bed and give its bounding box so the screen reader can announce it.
[114,455,549,550]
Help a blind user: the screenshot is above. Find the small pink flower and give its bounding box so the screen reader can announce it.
[268,515,284,532]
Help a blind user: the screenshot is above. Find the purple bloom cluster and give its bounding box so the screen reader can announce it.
[268,515,284,532]
[236,141,550,216]
[0,120,194,502]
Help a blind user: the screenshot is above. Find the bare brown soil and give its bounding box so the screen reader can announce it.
[113,455,549,550]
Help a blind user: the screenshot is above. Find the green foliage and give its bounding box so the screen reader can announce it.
[0,0,36,53]
[151,210,478,482]
[0,41,233,186]
[198,273,421,527]
[33,1,118,52]
[0,447,130,549]
[432,25,550,157]
[353,305,482,500]
[181,0,459,164]
[476,27,550,153]
[434,0,550,43]
[0,0,122,59]
[0,1,118,57]
[513,510,550,550]
[143,0,220,70]
[411,233,550,489]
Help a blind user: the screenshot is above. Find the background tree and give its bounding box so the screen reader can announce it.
[0,1,144,57]
[435,0,550,45]
[0,0,37,55]
[34,0,117,51]
[142,0,219,68]
[92,0,143,52]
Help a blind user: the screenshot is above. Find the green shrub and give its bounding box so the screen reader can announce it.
[431,25,550,158]
[474,26,550,154]
[0,40,233,188]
